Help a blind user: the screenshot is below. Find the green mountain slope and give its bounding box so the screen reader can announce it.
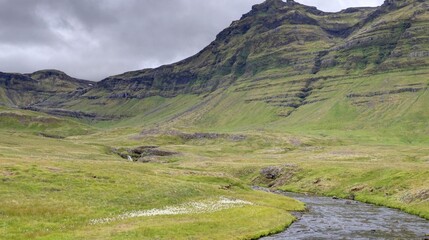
[0,106,94,137]
[40,0,426,141]
[88,0,427,95]
[1,0,428,140]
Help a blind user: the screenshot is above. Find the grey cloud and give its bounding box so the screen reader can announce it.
[0,0,384,80]
[300,0,384,12]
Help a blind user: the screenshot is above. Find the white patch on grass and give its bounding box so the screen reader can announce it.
[90,197,253,225]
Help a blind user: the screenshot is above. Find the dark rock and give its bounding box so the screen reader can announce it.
[139,130,246,142]
[220,184,232,190]
[21,106,121,121]
[180,132,226,140]
[347,87,426,98]
[112,146,178,163]
[347,193,356,200]
[38,133,65,139]
[260,166,283,180]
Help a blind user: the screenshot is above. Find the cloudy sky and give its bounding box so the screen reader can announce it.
[0,0,384,80]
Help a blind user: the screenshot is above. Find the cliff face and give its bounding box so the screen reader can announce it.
[0,70,93,107]
[86,0,428,100]
[1,0,428,128]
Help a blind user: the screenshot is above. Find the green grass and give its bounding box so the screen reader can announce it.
[1,69,429,239]
[0,108,94,137]
[277,159,429,219]
[1,95,429,239]
[3,69,429,240]
[0,128,305,240]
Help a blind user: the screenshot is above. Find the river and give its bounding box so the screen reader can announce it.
[259,190,429,240]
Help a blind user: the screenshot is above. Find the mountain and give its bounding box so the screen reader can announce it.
[0,70,93,107]
[1,0,429,140]
[88,0,428,98]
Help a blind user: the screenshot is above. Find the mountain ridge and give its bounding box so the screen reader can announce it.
[91,0,427,97]
[0,69,93,107]
[0,0,428,139]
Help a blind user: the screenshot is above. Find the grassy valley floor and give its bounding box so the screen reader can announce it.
[0,109,428,239]
[0,127,304,239]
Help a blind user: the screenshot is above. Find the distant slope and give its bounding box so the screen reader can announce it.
[0,106,94,137]
[0,70,93,107]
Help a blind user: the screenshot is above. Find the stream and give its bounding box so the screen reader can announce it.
[259,190,429,240]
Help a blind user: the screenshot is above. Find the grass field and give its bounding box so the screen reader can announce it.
[0,113,305,239]
[1,108,428,239]
[1,68,429,239]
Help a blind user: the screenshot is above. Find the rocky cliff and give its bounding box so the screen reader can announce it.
[1,0,428,129]
[84,0,428,100]
[0,70,93,107]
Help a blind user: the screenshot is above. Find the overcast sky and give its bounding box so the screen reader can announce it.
[0,0,384,80]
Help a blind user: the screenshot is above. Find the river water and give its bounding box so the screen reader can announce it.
[260,191,429,240]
